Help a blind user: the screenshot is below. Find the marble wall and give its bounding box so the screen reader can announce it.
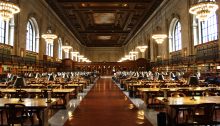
[123,0,220,62]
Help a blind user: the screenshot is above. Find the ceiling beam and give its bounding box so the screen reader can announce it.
[47,0,86,44]
[72,4,86,31]
[79,31,129,34]
[62,7,146,11]
[123,0,163,45]
[57,0,151,3]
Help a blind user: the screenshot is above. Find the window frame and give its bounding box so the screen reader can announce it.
[169,18,182,52]
[25,18,39,53]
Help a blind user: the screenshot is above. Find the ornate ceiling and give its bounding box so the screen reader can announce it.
[46,0,164,47]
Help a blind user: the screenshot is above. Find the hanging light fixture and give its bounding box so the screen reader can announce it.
[189,0,218,22]
[129,51,138,60]
[71,51,79,61]
[62,43,72,53]
[152,34,167,44]
[77,55,84,62]
[0,0,20,21]
[62,46,72,53]
[137,46,148,52]
[152,26,167,44]
[42,28,57,44]
[129,51,138,54]
[42,5,57,44]
[71,51,79,55]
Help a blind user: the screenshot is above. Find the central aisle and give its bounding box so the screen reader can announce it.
[64,77,152,126]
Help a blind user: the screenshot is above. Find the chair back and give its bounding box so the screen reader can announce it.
[202,91,218,96]
[192,103,216,123]
[150,84,159,88]
[171,92,186,97]
[177,89,190,96]
[41,89,53,98]
[4,103,28,125]
[16,89,29,98]
[0,91,3,98]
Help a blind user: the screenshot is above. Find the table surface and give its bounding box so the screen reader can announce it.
[0,88,75,93]
[156,96,220,106]
[138,87,219,92]
[0,98,57,108]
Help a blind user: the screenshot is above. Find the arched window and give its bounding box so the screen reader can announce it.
[0,17,15,46]
[26,18,39,52]
[58,38,62,59]
[46,42,53,57]
[193,13,218,45]
[169,18,182,52]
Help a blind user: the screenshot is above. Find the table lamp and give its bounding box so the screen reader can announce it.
[13,77,26,88]
[48,74,54,89]
[188,76,199,86]
[48,74,54,81]
[14,77,26,102]
[188,76,199,100]
[158,74,164,81]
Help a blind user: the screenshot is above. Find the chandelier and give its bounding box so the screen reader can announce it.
[42,29,57,44]
[129,51,138,54]
[152,34,167,44]
[78,55,84,58]
[137,46,148,52]
[77,55,84,62]
[62,44,72,53]
[0,0,20,21]
[189,0,218,21]
[71,51,79,55]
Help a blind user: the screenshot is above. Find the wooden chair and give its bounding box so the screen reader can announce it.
[15,89,29,98]
[187,103,216,125]
[171,92,188,124]
[148,84,163,108]
[171,92,186,97]
[202,91,218,96]
[177,89,190,96]
[202,91,219,121]
[4,103,29,126]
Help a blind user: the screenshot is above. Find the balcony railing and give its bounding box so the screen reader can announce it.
[0,53,61,68]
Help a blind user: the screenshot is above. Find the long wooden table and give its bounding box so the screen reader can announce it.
[0,88,75,106]
[138,87,220,106]
[156,96,220,126]
[0,98,57,126]
[126,82,180,97]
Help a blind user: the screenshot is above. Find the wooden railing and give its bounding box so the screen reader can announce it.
[0,53,61,68]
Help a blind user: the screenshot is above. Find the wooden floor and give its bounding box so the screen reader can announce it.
[64,77,153,126]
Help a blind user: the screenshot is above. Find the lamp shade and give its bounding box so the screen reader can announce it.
[170,72,175,79]
[48,75,54,81]
[188,76,199,85]
[158,74,164,81]
[35,73,41,78]
[13,77,26,88]
[63,74,68,79]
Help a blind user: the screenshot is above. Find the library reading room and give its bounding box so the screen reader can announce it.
[0,0,219,126]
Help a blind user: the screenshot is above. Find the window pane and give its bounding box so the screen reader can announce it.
[172,21,182,52]
[0,20,6,44]
[200,13,218,43]
[58,38,62,59]
[26,20,38,52]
